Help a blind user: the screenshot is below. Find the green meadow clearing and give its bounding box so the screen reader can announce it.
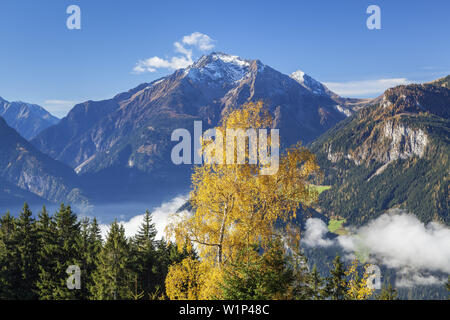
[328,218,348,235]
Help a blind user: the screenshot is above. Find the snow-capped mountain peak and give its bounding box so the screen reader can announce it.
[210,52,250,67]
[184,52,254,83]
[290,70,306,83]
[290,70,327,95]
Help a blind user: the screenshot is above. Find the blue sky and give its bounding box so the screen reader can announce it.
[0,0,449,117]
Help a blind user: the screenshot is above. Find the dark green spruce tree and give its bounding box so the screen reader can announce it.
[131,210,158,299]
[221,241,293,300]
[324,256,348,300]
[36,205,58,299]
[36,204,81,299]
[14,203,40,299]
[308,264,325,300]
[377,283,398,300]
[91,220,133,300]
[0,211,18,299]
[78,217,102,299]
[289,253,313,300]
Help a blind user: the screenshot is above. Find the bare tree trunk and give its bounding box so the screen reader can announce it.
[218,203,228,265]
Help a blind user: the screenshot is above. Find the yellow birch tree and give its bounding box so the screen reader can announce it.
[166,101,320,299]
[345,259,375,300]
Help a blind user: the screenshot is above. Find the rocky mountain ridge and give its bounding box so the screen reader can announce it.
[0,97,59,140]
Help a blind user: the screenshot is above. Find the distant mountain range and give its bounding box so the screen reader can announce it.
[0,53,448,227]
[0,97,59,140]
[30,53,359,203]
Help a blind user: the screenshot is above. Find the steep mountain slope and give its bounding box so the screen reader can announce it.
[0,117,87,205]
[289,70,366,116]
[0,97,59,140]
[290,70,337,97]
[32,53,356,202]
[0,176,47,207]
[430,75,450,88]
[310,80,450,225]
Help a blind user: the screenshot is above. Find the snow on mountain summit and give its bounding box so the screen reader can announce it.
[290,70,307,83]
[194,52,251,68]
[290,70,355,117]
[211,52,250,67]
[184,52,254,83]
[290,70,327,95]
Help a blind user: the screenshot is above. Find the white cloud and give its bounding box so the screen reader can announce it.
[133,55,193,73]
[337,209,450,274]
[303,218,334,247]
[174,41,193,57]
[324,78,411,97]
[395,269,446,288]
[303,209,450,287]
[181,32,215,51]
[133,32,215,74]
[100,195,189,241]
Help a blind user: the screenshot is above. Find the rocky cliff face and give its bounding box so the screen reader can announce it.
[382,121,428,161]
[327,120,429,166]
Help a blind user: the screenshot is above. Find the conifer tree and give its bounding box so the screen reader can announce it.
[54,204,81,299]
[91,220,133,300]
[324,256,348,300]
[288,252,313,300]
[36,204,81,299]
[220,241,293,300]
[36,206,58,299]
[14,203,39,299]
[377,283,398,300]
[131,210,158,299]
[88,218,103,269]
[77,217,102,299]
[261,240,295,299]
[308,264,324,300]
[151,238,172,299]
[78,217,90,299]
[0,212,17,299]
[134,210,157,249]
[283,225,316,300]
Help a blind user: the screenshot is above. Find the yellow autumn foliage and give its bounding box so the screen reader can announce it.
[345,259,375,300]
[165,257,205,300]
[166,101,321,299]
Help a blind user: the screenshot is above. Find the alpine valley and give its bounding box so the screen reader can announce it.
[29,53,358,206]
[0,53,448,230]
